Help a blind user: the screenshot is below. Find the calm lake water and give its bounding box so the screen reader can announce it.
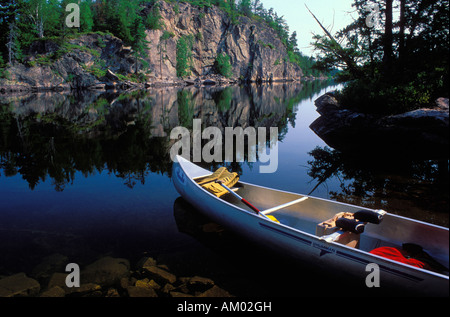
[0,82,448,297]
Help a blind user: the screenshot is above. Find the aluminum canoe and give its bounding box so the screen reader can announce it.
[172,156,449,296]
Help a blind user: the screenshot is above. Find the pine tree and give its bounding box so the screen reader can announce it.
[215,53,232,78]
[145,2,163,30]
[251,0,264,16]
[288,31,298,53]
[18,0,63,39]
[383,0,393,78]
[131,17,149,76]
[239,0,252,18]
[176,35,194,78]
[6,22,20,65]
[311,0,449,113]
[80,0,94,33]
[0,0,19,61]
[92,0,141,45]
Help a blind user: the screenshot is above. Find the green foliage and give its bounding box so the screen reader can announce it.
[63,42,100,57]
[195,32,203,42]
[80,0,94,33]
[215,53,232,78]
[176,35,194,78]
[65,73,75,83]
[35,54,54,66]
[215,87,233,111]
[179,0,238,23]
[177,90,195,128]
[0,55,10,79]
[111,0,143,45]
[238,0,252,18]
[97,37,106,48]
[145,2,164,30]
[131,16,150,74]
[311,0,449,114]
[0,0,19,61]
[0,0,103,62]
[82,63,107,79]
[32,40,100,68]
[161,31,175,41]
[182,0,214,9]
[337,68,444,115]
[257,40,274,49]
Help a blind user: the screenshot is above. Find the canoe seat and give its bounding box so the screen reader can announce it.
[196,168,239,198]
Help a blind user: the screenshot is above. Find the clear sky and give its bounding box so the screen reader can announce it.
[260,0,356,56]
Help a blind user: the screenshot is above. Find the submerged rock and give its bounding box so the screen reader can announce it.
[170,291,194,297]
[0,254,234,297]
[127,286,158,298]
[68,283,102,297]
[0,273,40,297]
[81,256,130,287]
[197,285,233,298]
[187,276,215,293]
[141,265,177,285]
[31,253,69,283]
[46,272,69,291]
[40,286,65,297]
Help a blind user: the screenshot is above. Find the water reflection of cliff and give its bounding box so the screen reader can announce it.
[0,81,331,191]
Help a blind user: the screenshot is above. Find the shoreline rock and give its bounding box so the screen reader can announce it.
[0,273,40,297]
[310,93,449,158]
[0,72,307,95]
[0,74,323,95]
[0,255,234,298]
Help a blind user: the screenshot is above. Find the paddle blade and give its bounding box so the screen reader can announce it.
[267,215,280,223]
[199,168,239,197]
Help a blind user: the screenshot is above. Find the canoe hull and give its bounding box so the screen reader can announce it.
[172,157,449,296]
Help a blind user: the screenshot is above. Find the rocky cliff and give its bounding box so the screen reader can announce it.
[144,1,302,82]
[0,1,302,93]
